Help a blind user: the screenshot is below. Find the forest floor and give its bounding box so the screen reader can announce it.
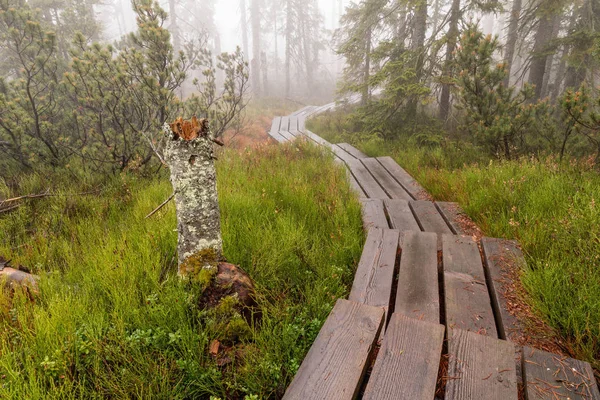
[0,112,364,398]
[309,112,600,375]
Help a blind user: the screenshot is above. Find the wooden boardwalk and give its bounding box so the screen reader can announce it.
[269,104,600,400]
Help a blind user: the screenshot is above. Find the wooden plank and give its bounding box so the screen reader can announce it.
[303,129,332,147]
[443,234,498,337]
[362,314,445,400]
[347,171,367,198]
[349,228,399,318]
[481,237,524,341]
[376,156,428,199]
[360,198,389,230]
[298,115,306,131]
[291,106,311,116]
[522,347,600,400]
[331,144,358,164]
[278,116,296,141]
[269,117,281,134]
[435,202,467,235]
[289,116,299,136]
[384,199,421,232]
[395,231,439,323]
[362,158,413,201]
[283,299,384,400]
[410,200,453,234]
[347,159,389,199]
[445,328,518,400]
[337,143,368,159]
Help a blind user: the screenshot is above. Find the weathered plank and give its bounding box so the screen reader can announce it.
[480,237,524,341]
[410,200,453,234]
[376,156,428,199]
[349,228,399,319]
[331,144,358,164]
[268,117,287,142]
[522,347,600,400]
[445,328,518,400]
[283,299,384,400]
[443,234,498,337]
[301,129,332,147]
[291,105,311,116]
[362,314,445,400]
[436,202,467,235]
[337,143,368,159]
[278,116,296,141]
[384,199,421,232]
[362,158,413,201]
[347,159,389,199]
[298,115,306,131]
[288,116,299,136]
[395,231,439,323]
[360,198,389,230]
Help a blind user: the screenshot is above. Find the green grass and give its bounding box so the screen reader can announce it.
[309,113,600,370]
[0,140,364,399]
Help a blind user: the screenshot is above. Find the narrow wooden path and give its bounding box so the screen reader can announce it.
[268,105,600,400]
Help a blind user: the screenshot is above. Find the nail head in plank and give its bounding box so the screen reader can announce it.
[363,314,445,400]
[481,237,524,341]
[337,143,368,159]
[384,199,421,232]
[395,231,440,323]
[347,159,389,199]
[445,328,518,400]
[360,198,389,229]
[283,299,385,400]
[522,347,600,400]
[363,158,413,201]
[349,228,399,319]
[376,156,428,199]
[443,234,498,337]
[410,201,453,235]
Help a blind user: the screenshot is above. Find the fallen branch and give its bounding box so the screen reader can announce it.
[0,187,104,208]
[145,192,176,219]
[0,203,21,214]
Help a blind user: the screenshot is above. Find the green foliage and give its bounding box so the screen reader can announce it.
[0,140,364,398]
[560,84,600,161]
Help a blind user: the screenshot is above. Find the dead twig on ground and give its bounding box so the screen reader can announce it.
[145,192,176,219]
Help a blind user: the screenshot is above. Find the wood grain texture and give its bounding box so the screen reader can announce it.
[395,231,440,323]
[522,347,600,400]
[363,314,445,400]
[410,201,453,234]
[443,234,498,337]
[480,238,524,341]
[348,170,367,198]
[349,228,399,318]
[338,143,368,159]
[362,158,413,201]
[360,198,389,230]
[445,328,518,400]
[347,159,389,199]
[376,156,428,199]
[384,199,421,232]
[331,144,359,164]
[435,202,467,235]
[283,299,385,400]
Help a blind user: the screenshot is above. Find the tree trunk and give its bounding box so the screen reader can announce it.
[528,13,555,99]
[407,0,427,115]
[503,0,522,87]
[439,0,460,121]
[285,0,292,97]
[362,26,371,105]
[250,0,262,96]
[540,15,561,98]
[240,0,249,58]
[163,118,223,276]
[169,0,180,51]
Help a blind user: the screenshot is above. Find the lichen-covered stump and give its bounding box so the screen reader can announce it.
[163,117,223,276]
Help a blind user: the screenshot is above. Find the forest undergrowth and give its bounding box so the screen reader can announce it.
[0,140,363,399]
[309,113,600,372]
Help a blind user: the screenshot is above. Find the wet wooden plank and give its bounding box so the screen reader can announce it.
[445,328,518,400]
[384,199,421,232]
[480,238,524,341]
[395,231,439,323]
[436,202,467,235]
[443,234,497,337]
[360,198,389,230]
[337,143,368,159]
[363,314,444,400]
[348,171,367,198]
[349,228,399,319]
[376,156,427,199]
[410,201,453,234]
[347,159,389,199]
[331,144,358,164]
[283,299,385,400]
[522,347,600,400]
[362,158,413,201]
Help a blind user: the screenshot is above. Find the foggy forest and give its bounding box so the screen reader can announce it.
[1,0,600,398]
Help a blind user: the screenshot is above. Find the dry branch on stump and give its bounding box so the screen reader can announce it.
[163,117,257,330]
